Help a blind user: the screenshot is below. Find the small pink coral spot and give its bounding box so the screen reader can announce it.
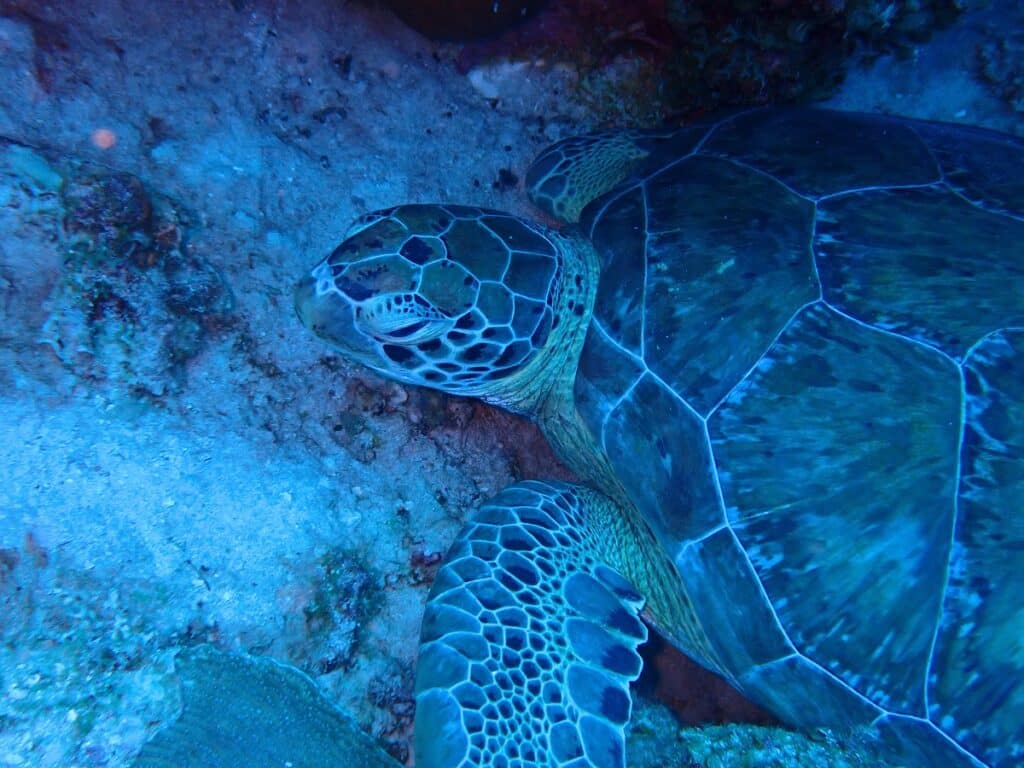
[91,128,117,150]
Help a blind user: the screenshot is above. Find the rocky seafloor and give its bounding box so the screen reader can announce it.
[0,1,1020,766]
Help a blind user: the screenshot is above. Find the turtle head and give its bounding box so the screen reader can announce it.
[295,204,596,412]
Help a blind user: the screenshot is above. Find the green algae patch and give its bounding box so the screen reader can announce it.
[133,646,400,768]
[676,723,884,768]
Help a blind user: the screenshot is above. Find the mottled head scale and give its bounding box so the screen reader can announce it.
[295,204,577,399]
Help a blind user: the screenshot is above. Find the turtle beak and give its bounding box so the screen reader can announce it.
[294,273,328,335]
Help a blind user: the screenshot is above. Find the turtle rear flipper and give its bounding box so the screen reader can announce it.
[415,480,647,767]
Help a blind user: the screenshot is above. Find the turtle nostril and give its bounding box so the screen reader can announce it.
[293,275,318,327]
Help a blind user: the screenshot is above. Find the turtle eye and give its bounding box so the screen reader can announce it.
[355,293,453,344]
[382,320,428,339]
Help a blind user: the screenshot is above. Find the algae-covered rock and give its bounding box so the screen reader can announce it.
[674,723,885,768]
[300,547,382,675]
[133,646,401,768]
[383,0,548,41]
[976,2,1024,114]
[40,165,232,400]
[664,0,965,108]
[627,696,885,767]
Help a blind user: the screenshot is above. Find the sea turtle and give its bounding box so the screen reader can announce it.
[294,108,1023,768]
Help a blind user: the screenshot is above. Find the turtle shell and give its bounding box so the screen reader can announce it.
[571,109,1023,768]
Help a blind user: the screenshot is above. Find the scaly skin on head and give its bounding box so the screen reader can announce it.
[294,203,599,418]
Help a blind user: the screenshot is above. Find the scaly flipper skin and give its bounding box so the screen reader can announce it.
[415,481,647,768]
[525,130,679,224]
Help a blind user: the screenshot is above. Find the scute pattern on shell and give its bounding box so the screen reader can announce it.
[571,108,1023,768]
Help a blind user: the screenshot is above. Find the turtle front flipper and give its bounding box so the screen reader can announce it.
[415,480,647,768]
